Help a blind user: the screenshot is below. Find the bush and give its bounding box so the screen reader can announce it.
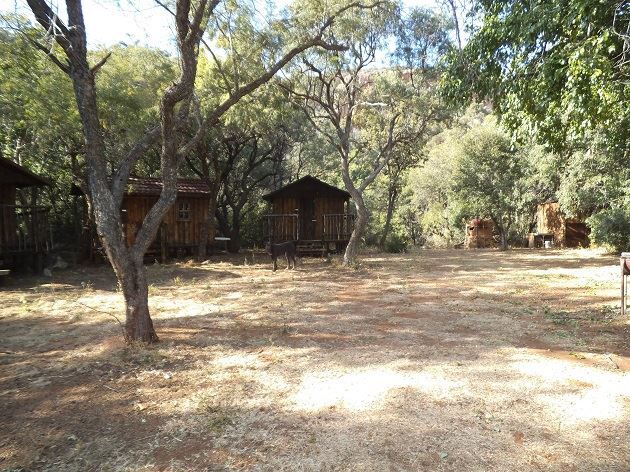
[384,233,408,253]
[587,208,630,253]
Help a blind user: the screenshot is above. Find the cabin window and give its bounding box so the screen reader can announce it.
[178,201,191,221]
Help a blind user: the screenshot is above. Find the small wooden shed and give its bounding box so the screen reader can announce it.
[262,175,354,254]
[528,202,589,248]
[0,158,51,271]
[464,218,496,249]
[74,176,215,259]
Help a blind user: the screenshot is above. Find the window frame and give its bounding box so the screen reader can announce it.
[177,200,192,221]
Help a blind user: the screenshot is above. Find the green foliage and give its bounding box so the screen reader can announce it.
[587,208,630,253]
[453,119,528,222]
[407,139,465,247]
[95,45,177,157]
[442,0,629,154]
[383,232,407,253]
[407,109,542,248]
[395,7,454,70]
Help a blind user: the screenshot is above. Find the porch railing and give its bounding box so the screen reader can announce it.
[323,213,355,241]
[264,214,299,242]
[263,213,355,242]
[0,205,51,255]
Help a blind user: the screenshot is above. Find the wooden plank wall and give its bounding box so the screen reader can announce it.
[0,185,16,205]
[314,196,345,239]
[123,195,213,248]
[0,185,17,251]
[465,219,495,249]
[271,195,346,240]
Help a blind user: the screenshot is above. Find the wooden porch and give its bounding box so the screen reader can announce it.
[264,213,355,255]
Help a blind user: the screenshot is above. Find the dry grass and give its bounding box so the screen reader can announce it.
[1,248,629,471]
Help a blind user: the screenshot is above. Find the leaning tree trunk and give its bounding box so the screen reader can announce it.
[343,192,369,266]
[120,255,158,342]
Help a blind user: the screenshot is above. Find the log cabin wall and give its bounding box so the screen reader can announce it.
[0,158,51,270]
[314,196,345,240]
[464,218,495,249]
[122,195,213,248]
[0,185,16,204]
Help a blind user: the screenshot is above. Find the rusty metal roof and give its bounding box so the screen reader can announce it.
[71,176,211,197]
[124,177,211,196]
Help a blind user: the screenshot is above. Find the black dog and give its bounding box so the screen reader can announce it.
[265,241,297,271]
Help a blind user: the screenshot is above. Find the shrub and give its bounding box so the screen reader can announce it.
[587,208,630,253]
[384,233,408,253]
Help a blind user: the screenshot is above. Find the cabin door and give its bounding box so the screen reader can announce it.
[300,198,315,240]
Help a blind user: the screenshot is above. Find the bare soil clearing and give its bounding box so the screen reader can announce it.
[1,249,629,471]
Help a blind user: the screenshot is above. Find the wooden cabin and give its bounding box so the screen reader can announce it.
[528,202,589,248]
[122,177,216,258]
[0,158,51,272]
[464,218,496,249]
[262,175,355,255]
[74,176,216,260]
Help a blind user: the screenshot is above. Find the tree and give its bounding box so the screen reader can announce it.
[283,4,448,265]
[441,0,629,154]
[452,118,531,250]
[23,0,369,343]
[441,0,630,252]
[406,127,466,247]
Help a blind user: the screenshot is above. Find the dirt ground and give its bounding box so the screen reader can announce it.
[1,248,629,471]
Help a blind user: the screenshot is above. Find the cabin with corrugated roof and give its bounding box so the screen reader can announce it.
[74,176,216,260]
[262,175,355,255]
[0,158,51,272]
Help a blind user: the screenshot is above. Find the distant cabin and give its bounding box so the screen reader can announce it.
[73,176,216,260]
[529,202,590,248]
[0,158,51,271]
[464,218,496,249]
[262,175,355,255]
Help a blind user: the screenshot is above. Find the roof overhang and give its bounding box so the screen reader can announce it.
[262,175,350,201]
[0,158,50,187]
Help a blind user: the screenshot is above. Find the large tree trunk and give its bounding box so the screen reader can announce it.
[120,256,158,342]
[70,61,163,343]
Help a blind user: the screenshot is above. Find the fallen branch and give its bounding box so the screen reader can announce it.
[75,300,125,336]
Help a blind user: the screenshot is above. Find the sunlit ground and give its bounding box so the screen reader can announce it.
[1,248,629,471]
